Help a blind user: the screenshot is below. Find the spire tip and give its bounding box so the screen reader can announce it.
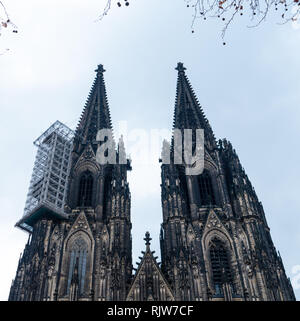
[144,231,152,247]
[95,64,106,74]
[175,62,186,73]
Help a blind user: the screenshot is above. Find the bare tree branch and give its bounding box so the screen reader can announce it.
[96,0,130,21]
[97,0,300,41]
[0,0,18,36]
[0,1,18,55]
[186,0,300,39]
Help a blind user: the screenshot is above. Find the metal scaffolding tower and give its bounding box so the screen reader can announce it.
[16,121,74,233]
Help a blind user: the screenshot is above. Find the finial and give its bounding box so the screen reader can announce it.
[175,62,186,73]
[144,231,152,247]
[95,64,106,75]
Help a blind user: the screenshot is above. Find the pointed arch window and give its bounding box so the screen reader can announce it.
[209,238,234,296]
[77,171,93,207]
[198,170,216,206]
[67,237,88,298]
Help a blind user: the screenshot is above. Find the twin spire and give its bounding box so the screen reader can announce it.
[76,62,216,148]
[75,64,112,145]
[173,62,216,149]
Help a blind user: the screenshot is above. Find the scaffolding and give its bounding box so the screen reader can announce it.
[16,121,75,233]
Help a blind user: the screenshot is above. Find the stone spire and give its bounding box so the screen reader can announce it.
[75,64,113,147]
[173,62,216,150]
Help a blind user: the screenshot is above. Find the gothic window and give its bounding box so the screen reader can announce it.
[77,171,93,207]
[209,238,234,296]
[198,170,216,206]
[103,174,111,219]
[67,237,88,296]
[178,168,189,200]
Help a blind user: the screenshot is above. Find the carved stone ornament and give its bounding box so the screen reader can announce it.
[83,144,95,160]
[207,213,221,229]
[74,217,88,230]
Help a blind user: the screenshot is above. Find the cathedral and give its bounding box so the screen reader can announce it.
[8,63,295,301]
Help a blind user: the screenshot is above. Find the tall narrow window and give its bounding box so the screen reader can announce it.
[209,238,233,296]
[77,171,93,207]
[198,170,216,205]
[67,237,88,297]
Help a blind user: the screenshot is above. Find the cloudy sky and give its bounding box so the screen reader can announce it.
[0,0,299,300]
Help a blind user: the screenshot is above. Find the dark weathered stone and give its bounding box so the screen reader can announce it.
[9,64,295,301]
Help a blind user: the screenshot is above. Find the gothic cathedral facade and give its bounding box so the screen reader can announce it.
[9,64,295,301]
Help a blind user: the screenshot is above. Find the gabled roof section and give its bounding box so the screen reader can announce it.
[73,142,99,171]
[173,62,217,149]
[75,64,113,145]
[68,210,93,237]
[127,232,174,301]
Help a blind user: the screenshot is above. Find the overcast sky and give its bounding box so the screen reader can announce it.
[0,0,299,300]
